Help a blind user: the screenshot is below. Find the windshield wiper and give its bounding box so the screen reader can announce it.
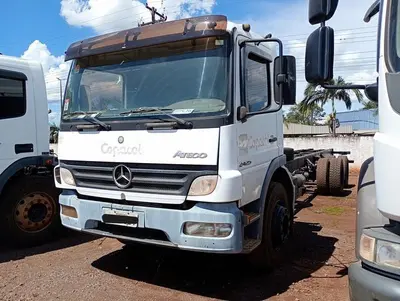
[63,111,111,131]
[82,115,111,131]
[120,107,193,129]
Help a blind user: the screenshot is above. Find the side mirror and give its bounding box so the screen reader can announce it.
[274,55,296,105]
[309,0,339,25]
[305,26,334,84]
[365,81,378,102]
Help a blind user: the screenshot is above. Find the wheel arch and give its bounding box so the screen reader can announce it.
[257,155,295,239]
[0,156,51,197]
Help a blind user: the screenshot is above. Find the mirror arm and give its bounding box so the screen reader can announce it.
[364,0,380,23]
[321,84,366,90]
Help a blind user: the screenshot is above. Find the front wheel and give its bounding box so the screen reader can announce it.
[248,181,293,270]
[0,175,63,248]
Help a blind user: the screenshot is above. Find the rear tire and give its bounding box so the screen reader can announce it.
[0,175,63,248]
[248,182,292,271]
[316,158,330,194]
[329,158,345,195]
[338,155,349,187]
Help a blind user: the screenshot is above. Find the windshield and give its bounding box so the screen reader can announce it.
[62,35,230,121]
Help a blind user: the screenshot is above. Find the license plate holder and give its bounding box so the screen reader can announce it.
[102,208,139,228]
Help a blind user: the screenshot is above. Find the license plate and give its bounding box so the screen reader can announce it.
[102,208,139,228]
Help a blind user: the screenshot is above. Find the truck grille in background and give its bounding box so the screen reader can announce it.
[60,160,217,196]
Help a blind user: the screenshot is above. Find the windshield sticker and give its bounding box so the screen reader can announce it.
[172,109,194,114]
[64,98,70,111]
[215,39,224,46]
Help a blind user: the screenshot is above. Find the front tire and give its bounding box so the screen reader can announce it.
[0,175,62,248]
[248,181,293,270]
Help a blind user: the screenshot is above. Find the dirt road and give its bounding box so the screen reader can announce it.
[0,174,358,301]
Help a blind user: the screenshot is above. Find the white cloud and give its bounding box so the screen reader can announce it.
[21,40,71,104]
[60,0,216,34]
[241,0,379,111]
[18,0,215,126]
[21,0,378,119]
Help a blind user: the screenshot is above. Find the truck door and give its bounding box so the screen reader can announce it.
[0,67,37,173]
[236,43,279,207]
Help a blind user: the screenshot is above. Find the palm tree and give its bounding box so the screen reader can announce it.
[362,100,378,116]
[299,76,364,136]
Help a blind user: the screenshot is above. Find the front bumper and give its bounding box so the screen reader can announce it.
[59,191,244,253]
[349,261,400,301]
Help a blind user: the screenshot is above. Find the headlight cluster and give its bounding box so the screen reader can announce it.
[60,167,76,186]
[360,233,400,269]
[188,175,218,196]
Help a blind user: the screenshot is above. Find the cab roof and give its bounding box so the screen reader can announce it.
[64,14,267,61]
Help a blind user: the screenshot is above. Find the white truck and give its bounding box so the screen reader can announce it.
[304,0,400,300]
[0,54,62,247]
[55,14,350,269]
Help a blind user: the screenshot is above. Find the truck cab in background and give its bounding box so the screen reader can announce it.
[0,55,62,247]
[304,0,400,300]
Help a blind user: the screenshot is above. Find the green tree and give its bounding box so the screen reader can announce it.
[362,100,378,110]
[300,76,364,136]
[362,100,378,117]
[285,103,325,125]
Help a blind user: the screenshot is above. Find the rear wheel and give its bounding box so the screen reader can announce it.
[329,158,345,195]
[248,182,292,270]
[338,155,349,187]
[0,175,63,247]
[316,158,330,194]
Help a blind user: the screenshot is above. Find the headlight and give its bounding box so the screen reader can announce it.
[60,167,76,186]
[360,233,400,269]
[188,175,218,196]
[376,239,400,268]
[360,233,376,262]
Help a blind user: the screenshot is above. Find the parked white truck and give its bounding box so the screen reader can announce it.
[303,0,400,300]
[0,54,62,247]
[55,14,351,268]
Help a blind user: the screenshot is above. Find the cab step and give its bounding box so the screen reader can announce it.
[243,212,261,226]
[243,238,261,253]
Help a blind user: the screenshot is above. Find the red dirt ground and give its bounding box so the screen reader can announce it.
[0,173,359,301]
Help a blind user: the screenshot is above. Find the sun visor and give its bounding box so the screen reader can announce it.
[65,15,228,61]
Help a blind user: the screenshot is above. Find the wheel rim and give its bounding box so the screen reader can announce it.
[14,192,56,233]
[271,202,290,249]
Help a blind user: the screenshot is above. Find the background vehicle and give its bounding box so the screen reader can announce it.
[303,0,400,299]
[55,14,350,269]
[0,54,62,247]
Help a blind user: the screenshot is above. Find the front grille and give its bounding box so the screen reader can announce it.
[60,160,217,196]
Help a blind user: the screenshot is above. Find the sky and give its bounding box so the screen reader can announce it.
[0,0,379,125]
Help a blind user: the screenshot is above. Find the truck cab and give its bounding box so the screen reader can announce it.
[303,0,400,300]
[56,14,347,269]
[0,54,61,247]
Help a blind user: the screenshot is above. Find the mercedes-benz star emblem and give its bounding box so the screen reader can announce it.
[112,165,132,189]
[118,136,124,144]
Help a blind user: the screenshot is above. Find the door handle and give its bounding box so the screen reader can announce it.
[269,136,277,143]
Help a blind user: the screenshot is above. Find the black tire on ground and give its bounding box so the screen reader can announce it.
[284,148,295,162]
[338,155,349,187]
[248,181,292,270]
[0,175,63,248]
[316,158,330,194]
[329,157,345,196]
